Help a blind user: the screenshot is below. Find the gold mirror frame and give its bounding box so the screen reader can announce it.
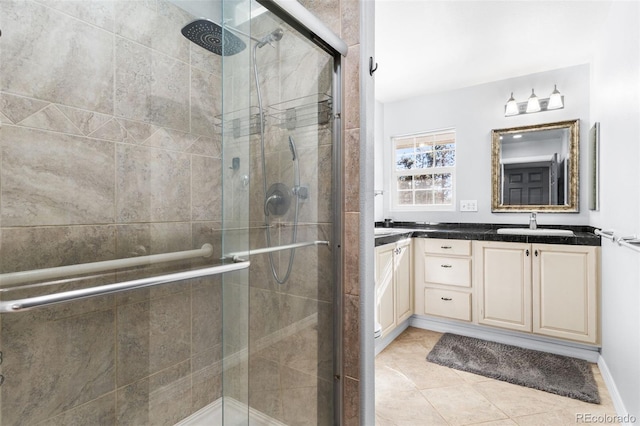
[491,119,579,212]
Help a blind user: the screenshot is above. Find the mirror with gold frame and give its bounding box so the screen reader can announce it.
[491,119,579,212]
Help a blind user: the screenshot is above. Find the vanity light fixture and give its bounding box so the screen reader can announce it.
[526,89,541,113]
[547,84,564,110]
[505,93,519,116]
[504,85,564,117]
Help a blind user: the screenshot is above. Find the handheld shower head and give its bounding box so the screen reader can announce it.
[257,28,284,48]
[288,136,298,161]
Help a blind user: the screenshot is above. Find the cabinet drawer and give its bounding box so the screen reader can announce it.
[424,239,471,256]
[424,288,471,321]
[424,256,471,287]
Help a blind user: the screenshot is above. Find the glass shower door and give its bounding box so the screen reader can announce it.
[0,0,251,424]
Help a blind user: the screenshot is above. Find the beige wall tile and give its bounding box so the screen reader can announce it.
[116,360,192,426]
[191,347,223,412]
[1,126,115,226]
[116,291,191,386]
[341,0,360,47]
[0,225,116,273]
[116,144,191,223]
[191,68,222,138]
[192,155,222,221]
[343,212,360,295]
[344,128,360,212]
[249,356,283,421]
[114,0,191,63]
[0,1,114,114]
[0,92,49,124]
[1,309,116,425]
[343,376,360,426]
[187,134,222,157]
[89,118,128,142]
[343,293,360,379]
[35,0,116,32]
[57,105,113,136]
[115,37,190,131]
[192,277,223,354]
[38,393,116,426]
[344,44,360,131]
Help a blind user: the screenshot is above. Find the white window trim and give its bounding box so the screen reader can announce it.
[389,129,457,212]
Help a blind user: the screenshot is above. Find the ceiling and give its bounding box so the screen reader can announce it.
[375,0,613,103]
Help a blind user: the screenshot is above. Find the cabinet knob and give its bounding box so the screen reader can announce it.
[441,246,452,249]
[440,264,452,268]
[441,297,453,301]
[526,249,530,256]
[535,250,539,257]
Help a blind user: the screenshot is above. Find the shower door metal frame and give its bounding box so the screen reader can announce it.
[255,2,346,423]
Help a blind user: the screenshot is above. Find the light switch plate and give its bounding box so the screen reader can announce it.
[460,200,478,212]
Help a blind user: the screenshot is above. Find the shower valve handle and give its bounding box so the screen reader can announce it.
[264,194,282,216]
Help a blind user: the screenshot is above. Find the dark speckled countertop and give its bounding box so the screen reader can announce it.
[374,222,601,247]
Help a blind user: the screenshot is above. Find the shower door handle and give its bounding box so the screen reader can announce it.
[0,262,250,313]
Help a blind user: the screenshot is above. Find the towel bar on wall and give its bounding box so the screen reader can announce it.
[594,229,640,253]
[0,244,215,287]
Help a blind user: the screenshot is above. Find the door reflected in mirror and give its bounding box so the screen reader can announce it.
[491,119,579,212]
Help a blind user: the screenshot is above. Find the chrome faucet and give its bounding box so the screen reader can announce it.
[529,212,538,230]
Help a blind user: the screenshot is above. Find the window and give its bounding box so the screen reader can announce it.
[391,129,456,210]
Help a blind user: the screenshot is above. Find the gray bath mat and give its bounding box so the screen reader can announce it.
[426,333,600,404]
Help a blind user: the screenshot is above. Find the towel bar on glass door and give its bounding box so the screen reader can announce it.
[223,240,329,262]
[0,261,250,313]
[0,244,215,287]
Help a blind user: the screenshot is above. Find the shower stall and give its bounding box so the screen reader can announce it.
[0,0,344,424]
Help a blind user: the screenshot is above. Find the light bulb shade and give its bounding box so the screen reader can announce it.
[526,89,541,113]
[547,84,564,110]
[504,92,519,116]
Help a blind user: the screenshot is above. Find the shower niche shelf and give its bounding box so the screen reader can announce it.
[267,93,332,130]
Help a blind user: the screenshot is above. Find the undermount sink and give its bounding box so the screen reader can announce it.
[497,228,575,236]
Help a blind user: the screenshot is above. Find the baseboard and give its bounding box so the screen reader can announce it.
[410,315,601,363]
[375,319,410,356]
[597,356,635,424]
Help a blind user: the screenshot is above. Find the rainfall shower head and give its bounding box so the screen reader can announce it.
[256,28,284,48]
[181,19,246,56]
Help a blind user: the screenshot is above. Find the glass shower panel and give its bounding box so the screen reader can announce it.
[245,3,336,424]
[0,0,250,424]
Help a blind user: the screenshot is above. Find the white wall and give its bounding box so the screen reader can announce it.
[378,64,590,225]
[374,100,385,221]
[589,1,640,419]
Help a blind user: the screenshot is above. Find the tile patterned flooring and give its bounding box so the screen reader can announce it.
[375,327,619,426]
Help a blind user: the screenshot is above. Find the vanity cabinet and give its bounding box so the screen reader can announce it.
[375,239,413,338]
[474,241,599,344]
[414,238,473,322]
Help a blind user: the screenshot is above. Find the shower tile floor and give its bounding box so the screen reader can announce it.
[375,327,620,426]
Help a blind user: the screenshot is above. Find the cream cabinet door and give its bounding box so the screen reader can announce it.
[376,244,396,337]
[475,241,532,332]
[395,239,413,323]
[532,244,599,344]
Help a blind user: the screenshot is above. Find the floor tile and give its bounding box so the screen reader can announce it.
[421,384,509,425]
[376,390,448,426]
[375,327,618,426]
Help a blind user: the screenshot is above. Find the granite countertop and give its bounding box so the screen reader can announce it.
[374,222,601,247]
